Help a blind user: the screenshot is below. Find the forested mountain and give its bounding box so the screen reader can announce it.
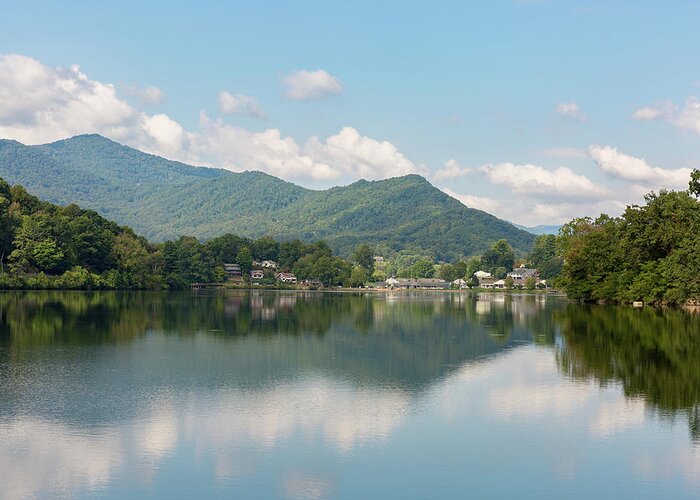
[0,134,534,259]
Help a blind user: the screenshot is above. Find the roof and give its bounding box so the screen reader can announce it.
[507,268,538,279]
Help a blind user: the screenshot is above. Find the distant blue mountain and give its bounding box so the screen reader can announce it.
[513,223,561,235]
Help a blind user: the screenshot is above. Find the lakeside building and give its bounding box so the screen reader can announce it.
[250,270,264,280]
[474,270,492,279]
[276,272,297,284]
[506,266,539,283]
[479,278,505,289]
[452,278,469,289]
[386,278,449,290]
[223,263,241,279]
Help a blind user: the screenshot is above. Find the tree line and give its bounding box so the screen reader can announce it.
[0,177,365,289]
[555,169,700,305]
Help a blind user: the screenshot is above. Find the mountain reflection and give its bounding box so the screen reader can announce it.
[1,291,700,498]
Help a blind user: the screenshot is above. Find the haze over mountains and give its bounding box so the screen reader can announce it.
[0,134,534,259]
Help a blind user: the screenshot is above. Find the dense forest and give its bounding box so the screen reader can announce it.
[0,176,535,290]
[0,176,361,289]
[556,169,700,305]
[0,134,534,259]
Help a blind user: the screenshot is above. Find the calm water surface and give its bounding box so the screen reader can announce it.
[1,290,699,499]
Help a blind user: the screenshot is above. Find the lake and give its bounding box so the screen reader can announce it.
[1,290,699,499]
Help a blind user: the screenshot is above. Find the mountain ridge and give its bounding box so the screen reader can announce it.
[0,134,535,259]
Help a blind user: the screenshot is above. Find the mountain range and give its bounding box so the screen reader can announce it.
[0,134,535,259]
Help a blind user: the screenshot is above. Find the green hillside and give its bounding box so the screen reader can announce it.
[0,134,535,259]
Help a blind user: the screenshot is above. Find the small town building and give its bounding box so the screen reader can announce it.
[506,266,539,282]
[261,260,278,269]
[478,277,506,289]
[276,272,297,284]
[223,263,241,279]
[387,278,449,290]
[474,270,492,279]
[250,270,264,280]
[452,278,469,289]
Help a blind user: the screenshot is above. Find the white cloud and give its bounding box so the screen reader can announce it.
[0,53,424,184]
[479,162,610,200]
[305,126,427,180]
[196,112,338,180]
[588,145,691,188]
[283,69,343,100]
[0,53,135,144]
[433,159,473,180]
[218,91,266,118]
[442,188,500,213]
[633,97,700,136]
[122,84,164,105]
[555,101,587,122]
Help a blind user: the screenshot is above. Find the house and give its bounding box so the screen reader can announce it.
[250,270,264,280]
[261,260,278,269]
[223,263,241,279]
[452,278,469,289]
[474,270,492,279]
[388,278,449,289]
[373,256,385,266]
[506,266,539,282]
[479,277,506,289]
[276,272,297,284]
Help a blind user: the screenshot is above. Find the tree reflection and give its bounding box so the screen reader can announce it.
[555,304,700,442]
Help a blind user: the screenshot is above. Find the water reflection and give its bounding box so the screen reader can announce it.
[0,291,699,499]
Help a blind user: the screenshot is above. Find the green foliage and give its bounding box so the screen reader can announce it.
[481,239,515,277]
[352,244,374,272]
[0,135,535,260]
[557,186,700,304]
[236,246,253,272]
[348,265,369,287]
[690,168,700,197]
[528,234,562,280]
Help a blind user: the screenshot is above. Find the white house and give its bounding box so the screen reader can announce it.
[276,272,297,284]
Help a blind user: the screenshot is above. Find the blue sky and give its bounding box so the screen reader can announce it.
[1,0,699,225]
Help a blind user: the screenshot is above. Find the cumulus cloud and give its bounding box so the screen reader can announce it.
[633,97,700,136]
[0,53,425,184]
[283,69,343,100]
[479,162,611,200]
[0,53,136,144]
[121,84,164,105]
[555,101,587,122]
[305,126,427,180]
[196,112,338,180]
[433,159,473,180]
[442,188,500,213]
[218,91,266,118]
[588,145,691,188]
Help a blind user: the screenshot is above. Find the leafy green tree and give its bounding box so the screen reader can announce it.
[252,236,280,261]
[348,265,369,287]
[278,239,306,270]
[437,263,457,282]
[352,244,375,273]
[236,246,253,272]
[409,258,435,278]
[690,168,700,197]
[481,239,515,275]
